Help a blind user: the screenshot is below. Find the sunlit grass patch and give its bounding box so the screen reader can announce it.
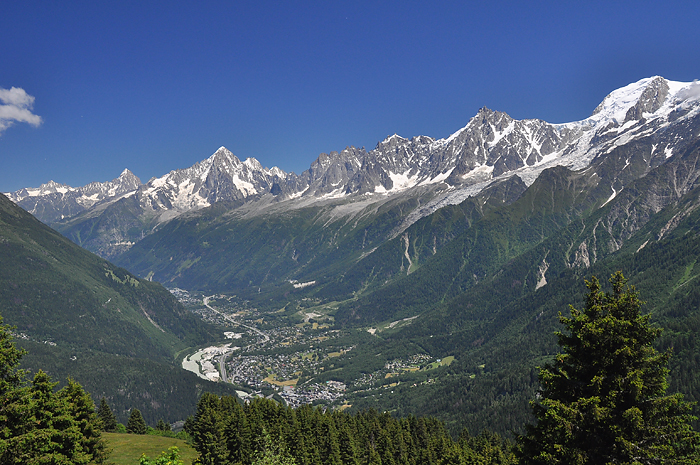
[103,432,198,465]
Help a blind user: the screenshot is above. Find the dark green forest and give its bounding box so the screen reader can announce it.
[187,393,515,465]
[0,317,107,464]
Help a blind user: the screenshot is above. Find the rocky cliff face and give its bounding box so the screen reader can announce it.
[566,113,700,267]
[624,76,670,122]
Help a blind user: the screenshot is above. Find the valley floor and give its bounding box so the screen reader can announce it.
[174,290,455,411]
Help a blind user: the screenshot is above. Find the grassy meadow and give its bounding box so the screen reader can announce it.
[103,432,198,465]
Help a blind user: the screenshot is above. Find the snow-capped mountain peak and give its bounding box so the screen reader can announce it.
[590,76,664,123]
[33,180,74,197]
[587,76,700,126]
[114,168,141,188]
[243,157,264,172]
[289,78,700,204]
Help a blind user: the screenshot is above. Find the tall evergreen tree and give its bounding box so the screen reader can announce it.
[127,408,147,434]
[318,415,342,465]
[192,392,228,465]
[252,429,296,465]
[97,397,118,432]
[59,378,108,463]
[336,419,359,465]
[224,398,252,465]
[0,317,29,459]
[18,370,90,464]
[518,272,700,464]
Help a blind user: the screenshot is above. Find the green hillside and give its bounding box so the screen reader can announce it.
[0,193,234,424]
[103,432,198,465]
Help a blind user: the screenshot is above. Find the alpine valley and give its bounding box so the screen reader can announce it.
[5,76,700,435]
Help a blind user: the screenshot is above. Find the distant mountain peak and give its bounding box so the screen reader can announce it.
[243,157,264,172]
[5,167,143,224]
[589,76,676,123]
[116,168,141,186]
[208,146,237,165]
[375,134,409,150]
[37,180,72,193]
[133,146,292,213]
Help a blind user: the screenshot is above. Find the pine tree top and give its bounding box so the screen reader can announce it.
[518,272,700,464]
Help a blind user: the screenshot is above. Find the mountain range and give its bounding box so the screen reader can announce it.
[5,75,700,434]
[7,77,698,264]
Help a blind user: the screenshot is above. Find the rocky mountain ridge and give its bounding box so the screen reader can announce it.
[112,76,700,295]
[138,146,289,212]
[5,169,141,224]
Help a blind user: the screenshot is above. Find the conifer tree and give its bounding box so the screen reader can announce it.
[337,420,359,465]
[518,272,700,464]
[192,392,228,465]
[252,429,297,465]
[127,408,147,434]
[367,443,382,465]
[20,370,91,464]
[318,415,342,465]
[97,397,118,432]
[0,317,28,458]
[59,378,108,463]
[183,414,195,435]
[224,398,251,464]
[156,419,171,432]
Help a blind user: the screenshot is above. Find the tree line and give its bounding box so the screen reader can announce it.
[186,393,514,465]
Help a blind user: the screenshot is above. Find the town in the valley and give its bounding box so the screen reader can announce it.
[171,288,452,409]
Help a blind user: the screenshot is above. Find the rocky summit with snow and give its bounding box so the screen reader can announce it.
[138,146,288,212]
[6,76,700,259]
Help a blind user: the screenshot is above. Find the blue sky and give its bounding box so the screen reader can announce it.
[2,0,699,192]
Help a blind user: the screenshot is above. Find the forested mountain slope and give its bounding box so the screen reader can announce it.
[0,193,234,424]
[330,142,700,434]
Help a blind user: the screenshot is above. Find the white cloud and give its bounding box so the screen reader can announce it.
[0,87,43,135]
